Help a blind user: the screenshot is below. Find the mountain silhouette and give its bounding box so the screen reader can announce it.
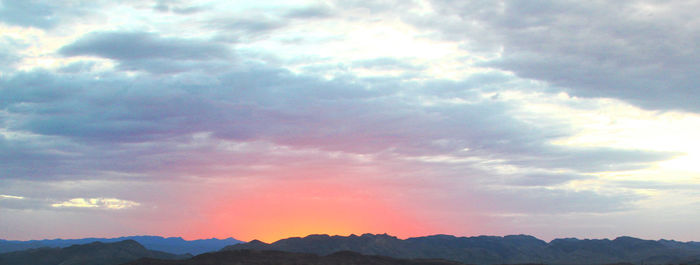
[0,235,243,255]
[223,233,700,265]
[123,249,469,265]
[0,240,190,265]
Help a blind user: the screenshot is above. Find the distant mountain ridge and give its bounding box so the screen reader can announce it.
[0,235,243,255]
[223,233,700,265]
[123,249,468,265]
[0,240,190,265]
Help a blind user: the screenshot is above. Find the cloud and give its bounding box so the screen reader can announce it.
[417,0,700,112]
[502,173,592,187]
[0,194,24,199]
[59,31,232,73]
[0,0,98,29]
[485,188,644,214]
[207,16,286,42]
[51,197,140,209]
[284,4,333,19]
[0,0,59,29]
[2,1,697,240]
[0,37,25,72]
[153,0,206,14]
[59,31,230,60]
[0,61,674,184]
[352,57,426,71]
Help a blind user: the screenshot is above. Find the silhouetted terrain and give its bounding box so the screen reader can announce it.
[223,234,700,265]
[123,249,469,265]
[0,236,242,255]
[0,240,190,265]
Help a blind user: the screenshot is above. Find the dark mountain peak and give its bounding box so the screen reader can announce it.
[367,233,399,238]
[549,237,579,243]
[427,234,456,238]
[503,234,547,244]
[305,234,332,240]
[63,239,146,253]
[245,239,269,247]
[504,234,537,239]
[613,236,645,243]
[0,240,187,265]
[113,239,142,246]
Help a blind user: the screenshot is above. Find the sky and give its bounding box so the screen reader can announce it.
[0,0,699,243]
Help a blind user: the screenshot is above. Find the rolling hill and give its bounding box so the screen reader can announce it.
[0,240,190,265]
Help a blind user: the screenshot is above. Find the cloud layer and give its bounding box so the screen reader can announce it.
[1,0,698,242]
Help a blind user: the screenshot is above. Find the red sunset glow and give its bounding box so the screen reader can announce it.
[200,180,436,242]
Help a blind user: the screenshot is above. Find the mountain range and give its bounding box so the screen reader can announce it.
[0,235,243,255]
[0,240,190,265]
[124,249,467,265]
[223,233,700,265]
[4,233,700,265]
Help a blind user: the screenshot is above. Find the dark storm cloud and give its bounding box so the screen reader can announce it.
[418,0,700,112]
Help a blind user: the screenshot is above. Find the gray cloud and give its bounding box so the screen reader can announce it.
[504,173,592,187]
[2,0,697,241]
[510,147,680,173]
[0,60,674,184]
[613,180,700,191]
[417,0,700,112]
[0,0,59,29]
[208,16,286,42]
[0,37,26,72]
[60,31,231,61]
[351,57,426,71]
[284,4,333,19]
[0,0,99,29]
[206,3,336,43]
[485,187,644,214]
[153,0,205,14]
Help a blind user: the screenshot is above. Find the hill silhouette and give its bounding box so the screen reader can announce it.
[0,240,190,265]
[0,236,243,255]
[223,233,700,265]
[123,249,469,265]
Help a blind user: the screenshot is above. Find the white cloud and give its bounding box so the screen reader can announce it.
[0,194,24,199]
[51,197,140,209]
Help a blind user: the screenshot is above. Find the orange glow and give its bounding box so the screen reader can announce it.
[200,179,434,243]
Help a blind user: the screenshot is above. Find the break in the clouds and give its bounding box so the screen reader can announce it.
[51,197,140,209]
[0,0,699,242]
